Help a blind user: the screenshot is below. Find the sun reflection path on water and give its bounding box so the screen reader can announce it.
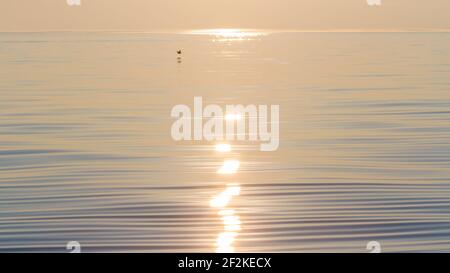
[211,143,242,253]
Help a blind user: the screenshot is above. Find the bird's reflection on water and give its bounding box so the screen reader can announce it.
[210,144,241,253]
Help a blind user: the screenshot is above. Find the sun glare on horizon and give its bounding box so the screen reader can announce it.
[187,29,266,41]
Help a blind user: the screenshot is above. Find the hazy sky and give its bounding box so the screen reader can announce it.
[1,0,450,31]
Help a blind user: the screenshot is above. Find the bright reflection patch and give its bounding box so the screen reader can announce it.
[222,215,241,231]
[218,209,235,216]
[217,160,240,174]
[216,232,238,253]
[215,144,232,153]
[210,185,241,208]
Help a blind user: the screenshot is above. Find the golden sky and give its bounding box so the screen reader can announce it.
[1,0,450,31]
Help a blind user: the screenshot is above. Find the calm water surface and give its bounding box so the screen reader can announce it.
[1,31,450,252]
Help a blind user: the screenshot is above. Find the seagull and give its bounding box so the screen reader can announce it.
[177,50,182,55]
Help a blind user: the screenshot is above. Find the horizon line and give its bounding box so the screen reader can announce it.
[1,28,450,34]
